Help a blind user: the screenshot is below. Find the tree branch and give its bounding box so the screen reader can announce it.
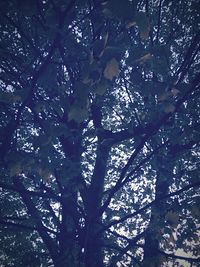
[0,219,36,232]
[12,177,59,261]
[0,181,61,201]
[175,32,200,84]
[99,141,168,216]
[0,0,76,161]
[156,0,163,44]
[102,181,200,230]
[158,250,200,263]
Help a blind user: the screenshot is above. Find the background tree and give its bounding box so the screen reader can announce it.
[0,0,200,266]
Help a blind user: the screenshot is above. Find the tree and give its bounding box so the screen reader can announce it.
[0,0,200,266]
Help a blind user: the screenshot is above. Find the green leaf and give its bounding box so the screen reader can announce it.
[163,103,176,113]
[102,46,124,62]
[38,166,53,183]
[103,0,135,20]
[135,53,153,65]
[191,205,200,218]
[165,211,179,227]
[94,79,108,95]
[9,162,22,177]
[74,82,89,100]
[136,12,150,39]
[68,104,89,123]
[104,58,120,80]
[0,91,22,104]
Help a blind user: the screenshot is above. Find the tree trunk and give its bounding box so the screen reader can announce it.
[84,143,110,267]
[143,155,171,266]
[84,218,104,267]
[58,126,83,266]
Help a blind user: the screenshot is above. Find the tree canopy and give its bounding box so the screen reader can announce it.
[0,0,200,266]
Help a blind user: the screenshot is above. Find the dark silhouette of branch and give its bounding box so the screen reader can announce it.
[0,181,60,201]
[102,181,200,231]
[98,72,200,217]
[3,14,40,54]
[12,176,59,261]
[100,141,168,216]
[156,0,163,44]
[0,217,57,235]
[175,32,200,84]
[158,250,200,263]
[0,219,36,231]
[0,0,76,162]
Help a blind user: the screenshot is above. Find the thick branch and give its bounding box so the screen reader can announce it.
[12,177,59,261]
[87,142,110,215]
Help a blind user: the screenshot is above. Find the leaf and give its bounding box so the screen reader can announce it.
[34,135,52,148]
[68,105,89,123]
[171,88,180,96]
[102,0,134,20]
[68,82,90,123]
[104,58,120,80]
[34,101,46,113]
[136,12,150,39]
[168,233,176,244]
[82,61,102,85]
[94,79,108,95]
[51,123,69,137]
[93,39,105,59]
[165,211,179,227]
[0,92,22,104]
[103,46,123,62]
[9,162,22,177]
[136,53,153,65]
[74,82,89,100]
[126,21,137,29]
[164,103,176,113]
[158,89,180,102]
[52,102,64,117]
[38,167,53,183]
[157,92,171,101]
[191,206,200,218]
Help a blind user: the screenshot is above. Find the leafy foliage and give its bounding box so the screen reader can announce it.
[0,0,200,266]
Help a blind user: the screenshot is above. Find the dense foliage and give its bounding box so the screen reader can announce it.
[0,0,200,266]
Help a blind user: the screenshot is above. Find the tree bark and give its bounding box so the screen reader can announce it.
[84,143,110,267]
[143,155,171,266]
[58,125,83,266]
